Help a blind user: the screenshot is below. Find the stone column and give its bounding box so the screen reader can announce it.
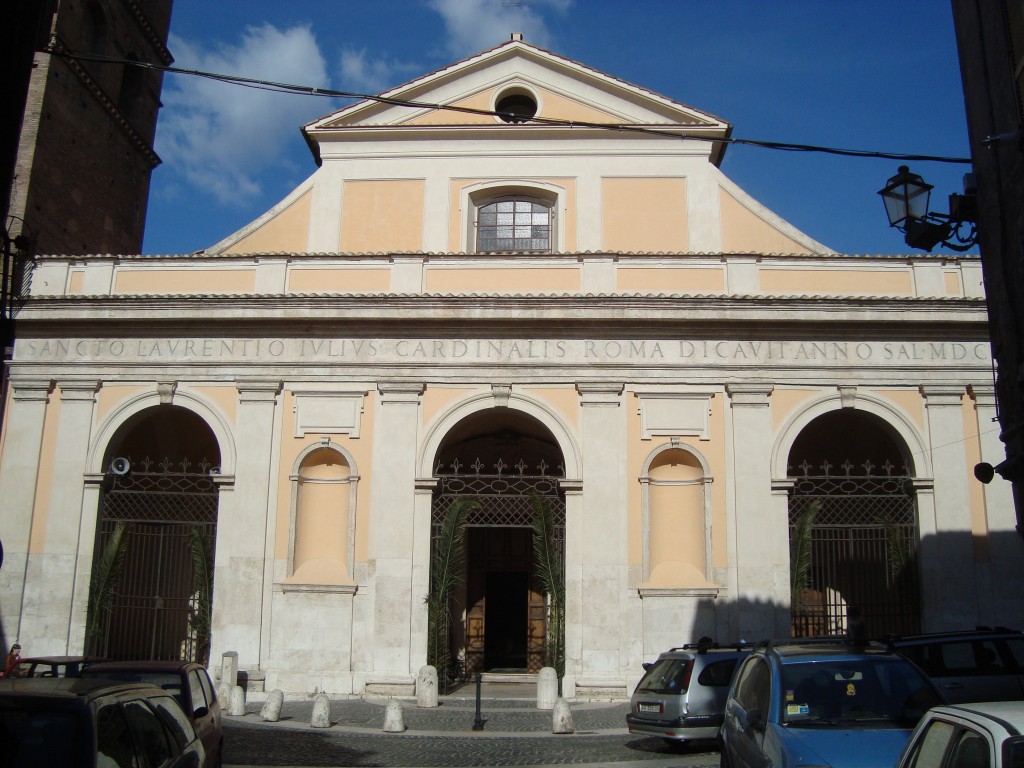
[20,380,99,655]
[725,383,786,641]
[367,382,423,684]
[210,379,280,668]
[919,385,976,629]
[575,383,627,692]
[409,479,436,672]
[0,377,52,643]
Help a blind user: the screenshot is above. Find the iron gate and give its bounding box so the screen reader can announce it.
[433,470,565,688]
[789,461,920,638]
[90,458,218,663]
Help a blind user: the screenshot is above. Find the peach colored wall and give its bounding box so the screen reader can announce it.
[449,178,577,252]
[425,267,579,292]
[602,177,687,253]
[341,180,425,253]
[874,389,925,430]
[404,84,623,126]
[95,385,147,422]
[422,387,477,429]
[224,190,312,254]
[720,189,813,254]
[617,267,724,293]
[288,268,391,293]
[115,269,257,294]
[963,394,989,561]
[193,386,238,425]
[29,390,61,553]
[771,388,817,431]
[522,387,579,430]
[68,270,84,294]
[945,271,962,296]
[759,268,912,295]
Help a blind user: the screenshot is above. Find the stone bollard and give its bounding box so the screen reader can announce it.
[552,697,574,734]
[221,651,238,690]
[384,699,405,732]
[260,689,284,722]
[311,693,331,728]
[228,685,246,716]
[536,667,558,710]
[217,683,232,707]
[416,665,438,708]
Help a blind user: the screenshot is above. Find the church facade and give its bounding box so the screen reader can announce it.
[0,39,1015,698]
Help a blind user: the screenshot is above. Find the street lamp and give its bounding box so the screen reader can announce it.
[878,165,978,251]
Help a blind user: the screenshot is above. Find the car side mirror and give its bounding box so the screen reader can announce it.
[192,705,209,719]
[642,662,652,671]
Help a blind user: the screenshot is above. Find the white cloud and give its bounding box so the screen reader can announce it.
[157,23,329,205]
[427,0,572,56]
[338,48,419,95]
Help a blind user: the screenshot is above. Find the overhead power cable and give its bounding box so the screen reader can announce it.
[46,46,972,164]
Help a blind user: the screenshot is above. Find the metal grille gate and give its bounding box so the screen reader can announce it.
[91,459,218,662]
[433,472,565,683]
[789,462,920,638]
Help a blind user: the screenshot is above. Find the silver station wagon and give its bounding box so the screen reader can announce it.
[627,640,752,744]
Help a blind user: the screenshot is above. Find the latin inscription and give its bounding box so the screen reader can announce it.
[17,338,991,366]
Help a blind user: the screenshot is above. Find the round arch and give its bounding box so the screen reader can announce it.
[88,386,237,477]
[418,391,581,480]
[771,392,930,481]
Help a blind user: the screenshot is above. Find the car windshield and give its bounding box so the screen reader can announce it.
[85,671,184,709]
[0,707,84,767]
[781,658,941,727]
[635,658,693,694]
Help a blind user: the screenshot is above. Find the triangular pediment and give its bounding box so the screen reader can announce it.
[306,39,728,131]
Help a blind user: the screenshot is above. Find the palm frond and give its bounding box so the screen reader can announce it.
[530,492,565,677]
[426,497,475,677]
[789,501,819,608]
[85,522,130,649]
[189,527,214,665]
[875,513,911,578]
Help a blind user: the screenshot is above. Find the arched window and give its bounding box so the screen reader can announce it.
[476,196,553,252]
[640,445,713,587]
[285,445,357,586]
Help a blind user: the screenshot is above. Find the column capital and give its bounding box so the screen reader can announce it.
[576,382,623,406]
[968,383,997,408]
[9,377,53,402]
[377,381,425,403]
[726,382,773,406]
[236,379,282,403]
[57,380,100,401]
[919,384,965,407]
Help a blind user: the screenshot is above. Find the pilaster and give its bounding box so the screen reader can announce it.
[210,379,280,669]
[367,381,424,685]
[0,377,52,643]
[574,382,627,693]
[21,380,99,654]
[725,382,787,640]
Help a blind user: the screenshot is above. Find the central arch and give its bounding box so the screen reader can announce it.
[431,406,567,677]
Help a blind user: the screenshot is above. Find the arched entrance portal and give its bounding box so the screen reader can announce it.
[88,405,220,663]
[787,409,920,638]
[432,410,565,678]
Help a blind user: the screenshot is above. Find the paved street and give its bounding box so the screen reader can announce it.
[223,697,721,767]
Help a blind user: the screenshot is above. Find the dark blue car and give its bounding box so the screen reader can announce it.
[720,639,944,768]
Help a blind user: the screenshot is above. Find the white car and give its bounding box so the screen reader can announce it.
[895,701,1024,768]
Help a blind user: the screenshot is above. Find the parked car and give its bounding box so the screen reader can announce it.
[627,640,753,744]
[891,629,1024,704]
[0,676,205,767]
[83,660,223,768]
[4,655,106,678]
[895,701,1024,768]
[720,638,944,768]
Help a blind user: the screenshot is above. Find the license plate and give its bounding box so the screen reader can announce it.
[638,703,662,713]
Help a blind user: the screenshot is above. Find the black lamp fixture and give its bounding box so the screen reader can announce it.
[878,165,978,251]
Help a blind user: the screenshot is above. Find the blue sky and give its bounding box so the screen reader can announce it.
[142,0,972,256]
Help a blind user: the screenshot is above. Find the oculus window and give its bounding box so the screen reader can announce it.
[476,197,553,252]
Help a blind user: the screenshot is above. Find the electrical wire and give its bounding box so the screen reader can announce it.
[46,46,972,165]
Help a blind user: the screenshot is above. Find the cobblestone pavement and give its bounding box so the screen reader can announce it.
[223,698,722,767]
